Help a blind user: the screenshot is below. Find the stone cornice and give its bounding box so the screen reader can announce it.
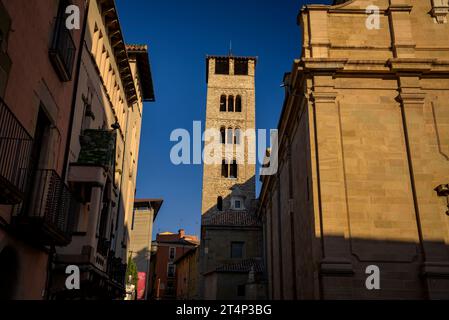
[310,91,337,103]
[300,58,449,74]
[396,92,426,105]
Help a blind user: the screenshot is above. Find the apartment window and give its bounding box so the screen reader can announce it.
[169,247,176,261]
[217,196,223,211]
[215,59,229,75]
[221,160,229,178]
[235,96,242,112]
[49,0,76,82]
[231,242,244,259]
[167,263,176,278]
[234,60,248,75]
[228,96,234,112]
[230,160,238,179]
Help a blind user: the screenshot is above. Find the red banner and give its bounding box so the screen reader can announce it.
[137,272,146,300]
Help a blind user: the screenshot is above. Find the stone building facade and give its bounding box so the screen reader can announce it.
[0,0,86,299]
[199,55,265,300]
[258,0,449,300]
[48,0,155,299]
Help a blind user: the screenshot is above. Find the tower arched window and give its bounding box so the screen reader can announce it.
[234,128,241,145]
[228,96,234,112]
[217,196,223,211]
[220,95,227,112]
[227,128,233,145]
[220,127,226,144]
[236,95,242,112]
[221,160,229,178]
[230,160,238,179]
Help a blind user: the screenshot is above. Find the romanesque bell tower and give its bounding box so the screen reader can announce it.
[201,55,257,217]
[200,55,264,300]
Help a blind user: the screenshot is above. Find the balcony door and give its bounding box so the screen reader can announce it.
[20,108,51,216]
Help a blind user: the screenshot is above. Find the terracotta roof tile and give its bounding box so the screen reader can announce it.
[202,211,261,227]
[214,259,264,273]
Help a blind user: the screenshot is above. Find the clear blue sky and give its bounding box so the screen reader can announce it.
[116,0,333,238]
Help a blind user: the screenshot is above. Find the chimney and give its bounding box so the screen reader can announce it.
[178,229,185,238]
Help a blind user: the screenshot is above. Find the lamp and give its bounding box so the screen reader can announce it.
[434,184,449,216]
[111,121,120,131]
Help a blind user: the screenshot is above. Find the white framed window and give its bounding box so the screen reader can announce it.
[231,196,245,210]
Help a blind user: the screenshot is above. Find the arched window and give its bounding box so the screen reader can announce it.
[220,127,226,144]
[227,127,233,145]
[230,160,238,178]
[228,95,234,112]
[217,196,223,211]
[234,128,241,145]
[221,160,228,178]
[220,95,227,112]
[236,95,242,112]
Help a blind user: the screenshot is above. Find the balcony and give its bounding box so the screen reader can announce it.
[0,97,33,205]
[49,16,76,82]
[107,253,126,286]
[13,169,79,246]
[78,129,117,168]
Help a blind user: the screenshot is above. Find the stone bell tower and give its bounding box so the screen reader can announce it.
[201,55,257,217]
[200,55,264,300]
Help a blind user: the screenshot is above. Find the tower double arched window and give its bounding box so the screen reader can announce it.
[221,159,238,179]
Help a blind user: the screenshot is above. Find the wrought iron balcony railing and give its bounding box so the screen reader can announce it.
[0,97,33,204]
[107,254,126,286]
[13,169,79,246]
[49,16,76,82]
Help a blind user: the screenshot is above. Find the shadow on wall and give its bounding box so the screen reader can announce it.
[201,176,258,223]
[268,232,449,300]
